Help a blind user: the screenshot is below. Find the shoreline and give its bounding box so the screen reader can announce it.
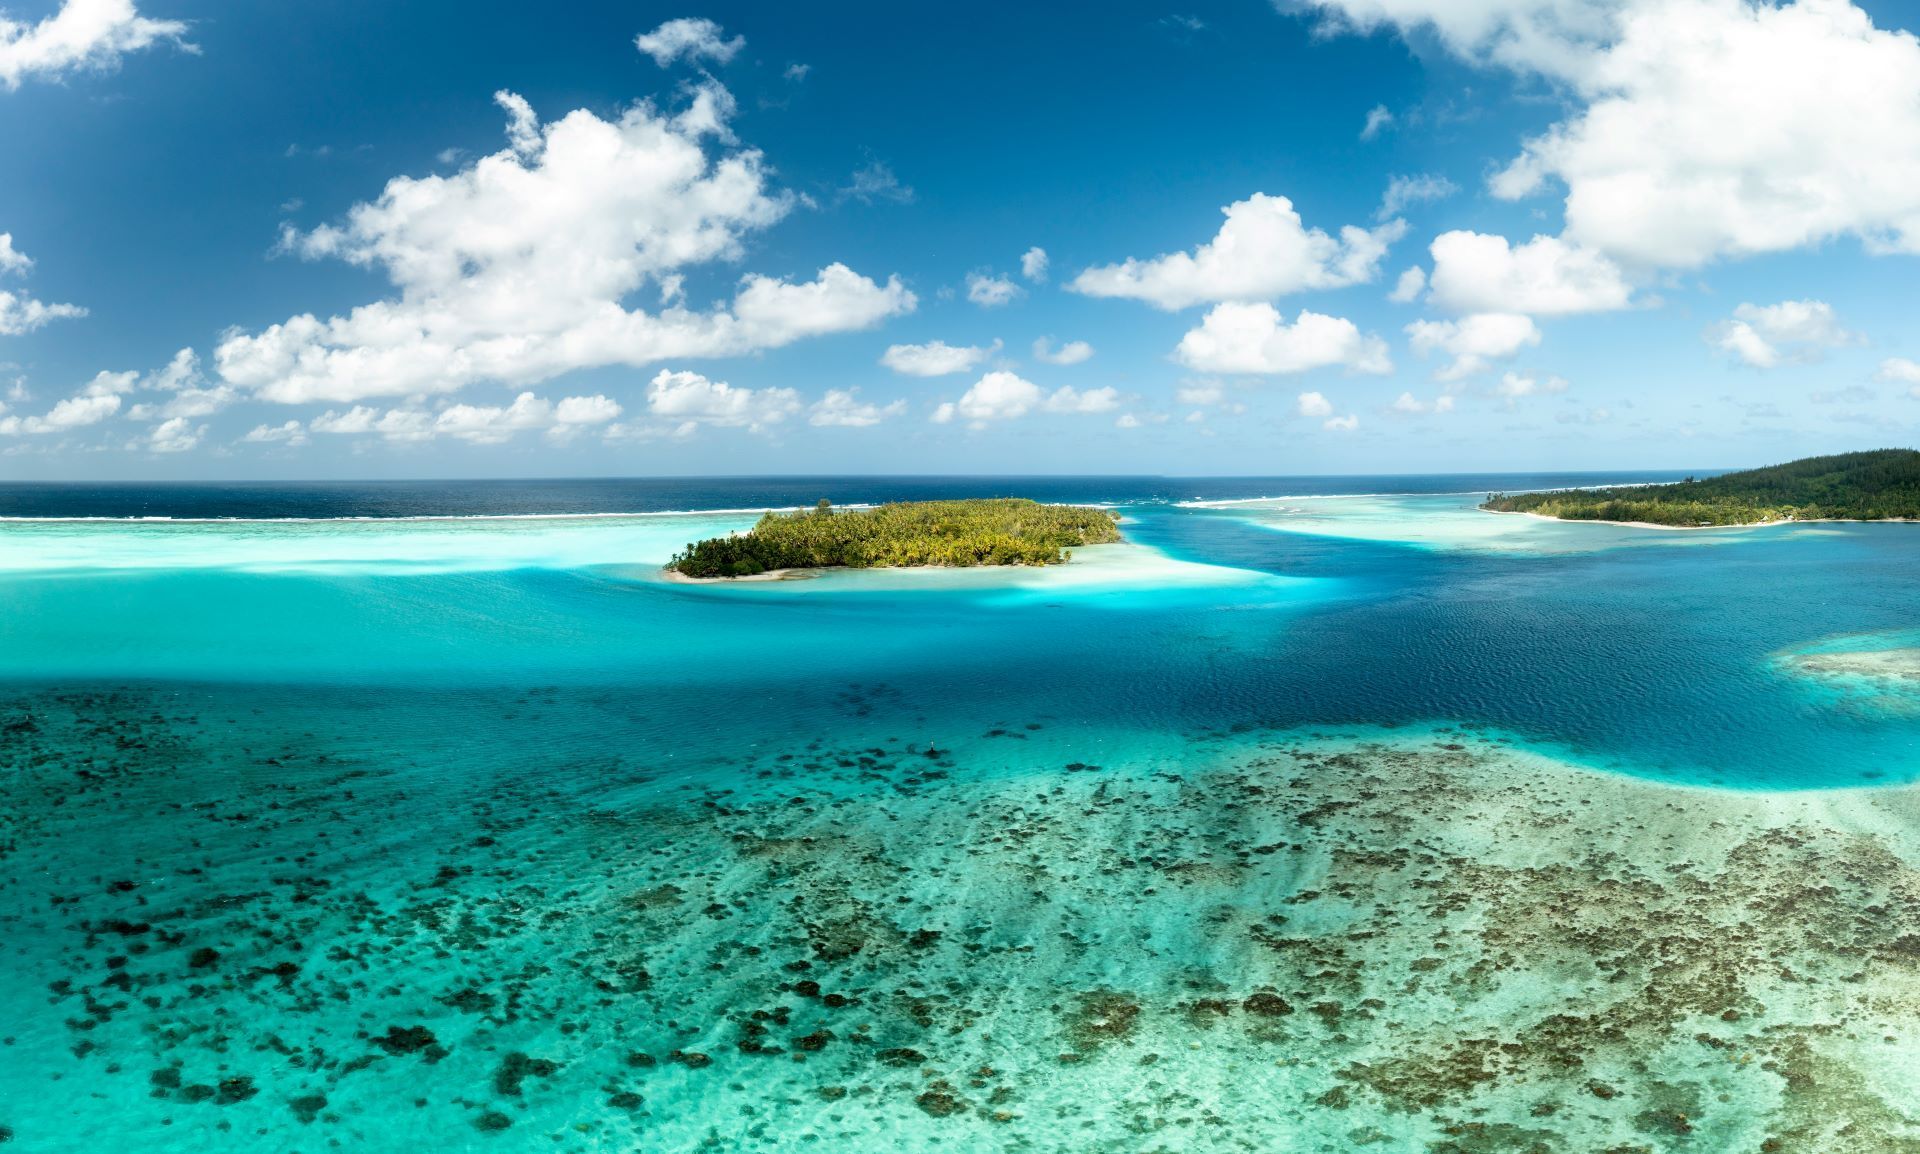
[1483,507,1920,531]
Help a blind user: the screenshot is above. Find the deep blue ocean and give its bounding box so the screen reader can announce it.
[5,472,1918,1151]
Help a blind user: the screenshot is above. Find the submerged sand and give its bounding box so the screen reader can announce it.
[5,691,1920,1151]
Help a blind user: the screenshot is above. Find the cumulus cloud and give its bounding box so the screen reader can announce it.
[1391,391,1455,414]
[1299,1,1920,274]
[965,272,1023,308]
[1426,230,1631,315]
[1876,357,1920,387]
[1708,300,1859,369]
[809,388,905,427]
[1043,385,1119,413]
[1070,193,1405,310]
[145,415,202,453]
[1297,391,1334,418]
[646,369,799,435]
[302,389,622,445]
[1378,173,1458,219]
[1407,312,1541,379]
[0,233,27,275]
[1032,336,1093,365]
[1323,413,1360,431]
[216,87,912,405]
[633,17,743,68]
[1174,303,1392,375]
[1493,370,1571,403]
[241,420,308,446]
[122,348,239,421]
[1492,1,1920,267]
[0,391,119,434]
[0,233,85,336]
[880,339,998,377]
[1388,266,1427,303]
[930,371,1116,426]
[0,0,187,91]
[1021,246,1049,282]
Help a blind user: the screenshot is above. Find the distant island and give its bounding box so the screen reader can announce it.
[667,498,1124,578]
[1482,449,1920,527]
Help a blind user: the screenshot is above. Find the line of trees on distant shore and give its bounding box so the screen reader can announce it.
[668,498,1123,577]
[1483,449,1920,526]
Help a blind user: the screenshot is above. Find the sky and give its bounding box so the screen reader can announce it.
[3,0,1920,478]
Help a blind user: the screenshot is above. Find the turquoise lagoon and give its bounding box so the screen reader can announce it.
[6,478,1920,1151]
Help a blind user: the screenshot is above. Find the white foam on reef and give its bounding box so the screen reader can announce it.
[1210,492,1778,553]
[0,511,764,574]
[644,541,1300,602]
[0,511,1288,594]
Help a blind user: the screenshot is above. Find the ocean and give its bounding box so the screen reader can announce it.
[4,474,1919,1151]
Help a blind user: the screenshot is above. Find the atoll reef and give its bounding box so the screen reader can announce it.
[5,686,1920,1151]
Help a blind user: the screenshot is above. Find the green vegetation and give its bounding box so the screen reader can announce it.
[667,498,1124,577]
[1482,449,1920,526]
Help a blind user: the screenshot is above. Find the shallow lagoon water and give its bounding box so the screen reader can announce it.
[7,476,1920,1151]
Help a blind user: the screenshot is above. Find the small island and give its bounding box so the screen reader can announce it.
[1482,449,1920,527]
[667,498,1124,578]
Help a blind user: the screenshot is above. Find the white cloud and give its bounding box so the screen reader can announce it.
[555,394,621,426]
[633,17,743,68]
[1176,383,1224,405]
[1115,412,1143,428]
[80,369,138,397]
[1043,385,1119,413]
[121,348,240,420]
[1709,300,1858,369]
[1388,266,1427,303]
[646,369,800,434]
[1407,312,1541,379]
[1876,357,1920,386]
[241,420,307,446]
[1501,0,1920,267]
[1070,193,1406,310]
[145,416,202,453]
[810,388,905,427]
[880,339,997,377]
[932,370,1041,424]
[0,233,28,275]
[931,370,1115,425]
[1361,103,1395,139]
[1297,391,1334,417]
[1391,391,1452,413]
[1323,413,1360,431]
[0,391,119,434]
[1302,1,1920,272]
[966,272,1023,308]
[216,87,912,405]
[0,0,187,91]
[1379,173,1458,219]
[0,233,84,336]
[1021,246,1050,282]
[1032,336,1093,365]
[1175,302,1392,375]
[433,392,559,444]
[1427,230,1630,315]
[1493,370,1571,402]
[309,405,434,442]
[839,160,914,205]
[784,63,810,82]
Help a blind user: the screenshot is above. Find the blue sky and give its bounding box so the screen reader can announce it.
[3,0,1920,478]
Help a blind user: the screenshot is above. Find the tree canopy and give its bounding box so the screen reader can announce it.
[668,498,1124,577]
[1482,449,1920,526]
